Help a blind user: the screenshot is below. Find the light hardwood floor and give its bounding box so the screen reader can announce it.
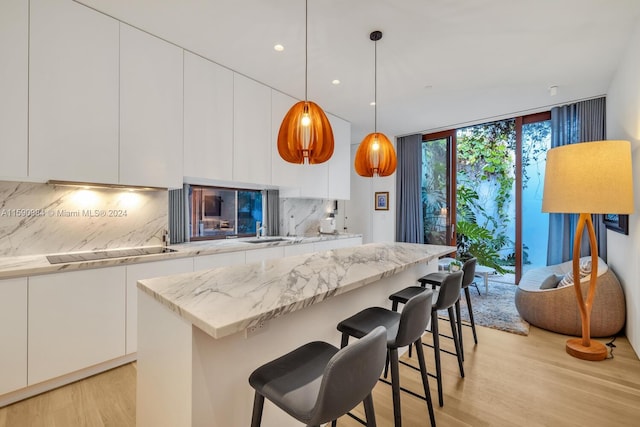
[1,321,639,426]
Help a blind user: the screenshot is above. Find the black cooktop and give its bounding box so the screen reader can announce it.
[46,247,177,264]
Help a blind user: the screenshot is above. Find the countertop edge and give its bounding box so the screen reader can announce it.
[138,243,455,340]
[0,234,363,280]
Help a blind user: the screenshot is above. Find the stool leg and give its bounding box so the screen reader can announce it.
[383,349,390,379]
[431,310,444,407]
[455,298,464,361]
[415,338,436,427]
[250,392,264,427]
[340,333,349,349]
[363,393,377,427]
[465,287,478,344]
[448,307,465,378]
[390,348,402,427]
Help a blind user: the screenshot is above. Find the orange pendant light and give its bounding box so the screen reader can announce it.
[277,0,334,164]
[354,30,396,177]
[354,132,397,177]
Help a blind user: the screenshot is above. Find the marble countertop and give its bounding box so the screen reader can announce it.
[138,242,454,339]
[0,233,361,279]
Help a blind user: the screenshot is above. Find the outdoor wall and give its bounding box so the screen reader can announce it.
[606,18,640,357]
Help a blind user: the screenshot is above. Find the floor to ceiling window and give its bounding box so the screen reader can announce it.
[422,137,450,246]
[423,112,550,283]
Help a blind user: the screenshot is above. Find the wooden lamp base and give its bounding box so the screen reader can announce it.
[566,338,607,361]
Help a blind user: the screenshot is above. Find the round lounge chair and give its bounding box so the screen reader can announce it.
[515,257,625,337]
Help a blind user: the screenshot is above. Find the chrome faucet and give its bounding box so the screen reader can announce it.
[256,221,266,238]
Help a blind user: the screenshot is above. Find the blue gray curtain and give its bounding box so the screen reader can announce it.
[395,134,424,243]
[168,185,189,243]
[547,97,607,265]
[265,189,280,236]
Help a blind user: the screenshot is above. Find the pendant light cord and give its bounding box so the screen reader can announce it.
[305,0,308,102]
[369,30,382,133]
[374,36,377,133]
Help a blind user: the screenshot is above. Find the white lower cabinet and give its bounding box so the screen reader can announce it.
[245,246,285,263]
[0,278,27,395]
[125,258,194,354]
[313,237,362,252]
[193,251,245,271]
[283,243,316,257]
[28,267,126,385]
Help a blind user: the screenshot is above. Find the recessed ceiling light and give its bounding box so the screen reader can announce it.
[274,44,284,52]
[370,101,376,106]
[332,79,340,85]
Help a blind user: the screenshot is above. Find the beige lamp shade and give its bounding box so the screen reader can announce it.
[542,140,634,214]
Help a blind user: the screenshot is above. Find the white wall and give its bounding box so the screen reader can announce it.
[347,143,396,243]
[606,18,640,357]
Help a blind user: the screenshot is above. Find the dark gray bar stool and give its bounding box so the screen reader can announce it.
[420,258,479,357]
[389,270,464,407]
[248,326,387,427]
[336,290,436,427]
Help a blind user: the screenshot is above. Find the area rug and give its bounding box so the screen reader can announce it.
[455,280,530,336]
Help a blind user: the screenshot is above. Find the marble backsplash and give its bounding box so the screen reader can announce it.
[0,181,167,256]
[280,198,336,236]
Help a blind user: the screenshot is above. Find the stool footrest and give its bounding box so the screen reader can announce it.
[345,411,367,426]
[379,378,428,402]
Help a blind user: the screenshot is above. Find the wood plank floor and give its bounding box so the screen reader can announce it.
[1,321,639,426]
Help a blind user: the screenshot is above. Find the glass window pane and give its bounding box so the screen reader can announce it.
[522,120,551,271]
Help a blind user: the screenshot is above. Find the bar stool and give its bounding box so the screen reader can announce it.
[248,326,387,427]
[389,270,464,407]
[336,290,436,427]
[420,258,479,356]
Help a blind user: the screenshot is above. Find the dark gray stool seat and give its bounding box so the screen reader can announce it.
[248,326,387,427]
[389,270,464,407]
[337,290,436,427]
[419,258,479,355]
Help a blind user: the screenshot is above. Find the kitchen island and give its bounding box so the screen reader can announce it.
[137,242,453,427]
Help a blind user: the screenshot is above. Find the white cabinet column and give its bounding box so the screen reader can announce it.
[120,24,183,188]
[233,74,271,185]
[28,267,126,385]
[29,0,119,183]
[125,258,193,354]
[184,52,234,181]
[0,0,28,179]
[0,278,27,395]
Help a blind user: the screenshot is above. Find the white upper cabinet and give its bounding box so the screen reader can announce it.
[120,24,183,188]
[327,113,351,200]
[184,52,234,182]
[29,0,119,183]
[0,0,28,180]
[271,90,329,199]
[271,90,303,195]
[233,74,271,185]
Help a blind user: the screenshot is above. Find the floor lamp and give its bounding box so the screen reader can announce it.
[542,140,634,361]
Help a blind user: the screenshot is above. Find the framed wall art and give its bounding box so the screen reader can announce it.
[375,192,389,211]
[603,214,629,235]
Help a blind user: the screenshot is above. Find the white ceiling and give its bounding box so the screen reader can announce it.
[78,0,640,143]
